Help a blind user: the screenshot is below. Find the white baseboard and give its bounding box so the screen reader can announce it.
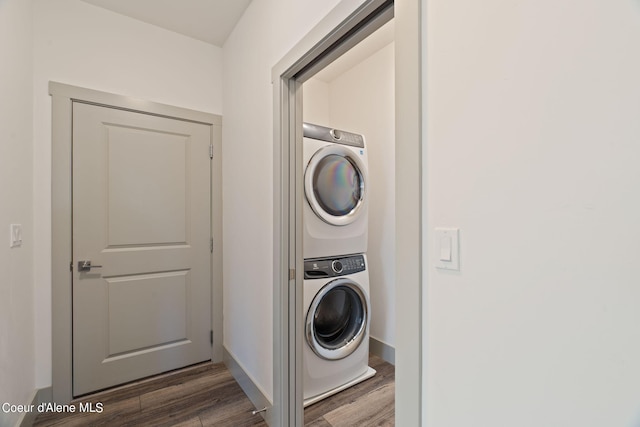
[223,346,273,426]
[16,387,52,427]
[370,336,395,365]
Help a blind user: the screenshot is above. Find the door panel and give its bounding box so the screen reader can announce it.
[106,125,188,246]
[106,271,189,355]
[72,102,212,396]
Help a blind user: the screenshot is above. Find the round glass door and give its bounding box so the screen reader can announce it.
[305,145,366,226]
[306,279,369,360]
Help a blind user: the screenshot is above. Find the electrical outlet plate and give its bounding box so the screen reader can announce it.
[10,224,22,248]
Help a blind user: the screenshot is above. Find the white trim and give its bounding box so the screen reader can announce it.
[223,347,273,426]
[49,82,221,126]
[394,0,423,424]
[50,82,72,405]
[370,336,396,365]
[17,387,52,427]
[49,81,223,403]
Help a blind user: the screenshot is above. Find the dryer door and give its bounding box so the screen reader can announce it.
[306,278,370,360]
[304,145,367,226]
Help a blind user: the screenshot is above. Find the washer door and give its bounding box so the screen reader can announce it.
[305,145,366,226]
[306,278,369,360]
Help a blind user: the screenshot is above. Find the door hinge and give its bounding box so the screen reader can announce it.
[210,237,214,253]
[209,144,213,159]
[289,269,295,280]
[210,330,213,345]
[70,261,73,272]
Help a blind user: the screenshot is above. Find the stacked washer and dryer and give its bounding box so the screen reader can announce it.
[302,122,376,407]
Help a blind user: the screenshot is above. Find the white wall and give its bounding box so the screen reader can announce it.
[221,0,355,400]
[302,78,331,126]
[424,0,640,425]
[32,0,223,388]
[303,41,396,348]
[0,0,35,425]
[328,42,396,348]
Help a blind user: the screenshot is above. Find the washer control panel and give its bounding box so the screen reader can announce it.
[304,254,366,279]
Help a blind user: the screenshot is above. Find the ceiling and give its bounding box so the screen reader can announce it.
[81,0,252,47]
[80,0,393,81]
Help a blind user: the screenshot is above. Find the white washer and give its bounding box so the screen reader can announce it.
[303,123,368,259]
[303,253,376,406]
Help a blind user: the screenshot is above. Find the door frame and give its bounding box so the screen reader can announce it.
[50,82,223,403]
[271,0,422,425]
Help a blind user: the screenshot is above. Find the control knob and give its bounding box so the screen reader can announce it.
[331,260,343,274]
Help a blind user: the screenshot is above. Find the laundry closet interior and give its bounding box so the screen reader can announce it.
[300,18,396,408]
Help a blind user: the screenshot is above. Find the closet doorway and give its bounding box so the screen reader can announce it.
[272,0,422,425]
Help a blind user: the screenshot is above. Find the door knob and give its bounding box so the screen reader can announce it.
[78,260,103,272]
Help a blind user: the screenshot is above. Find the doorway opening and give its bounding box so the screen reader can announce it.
[301,17,396,421]
[271,0,423,425]
[303,16,396,365]
[50,82,224,403]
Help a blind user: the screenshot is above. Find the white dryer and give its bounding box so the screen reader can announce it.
[303,123,368,259]
[303,253,376,406]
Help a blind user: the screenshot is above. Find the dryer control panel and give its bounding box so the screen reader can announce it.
[303,122,365,148]
[304,254,366,279]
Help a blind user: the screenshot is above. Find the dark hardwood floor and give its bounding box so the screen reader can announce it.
[33,355,394,426]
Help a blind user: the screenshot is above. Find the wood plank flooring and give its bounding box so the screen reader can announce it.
[33,355,394,426]
[304,355,394,426]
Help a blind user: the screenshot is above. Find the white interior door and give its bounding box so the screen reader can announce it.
[72,102,212,396]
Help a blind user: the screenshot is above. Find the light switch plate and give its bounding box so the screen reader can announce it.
[10,224,22,248]
[435,227,459,270]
